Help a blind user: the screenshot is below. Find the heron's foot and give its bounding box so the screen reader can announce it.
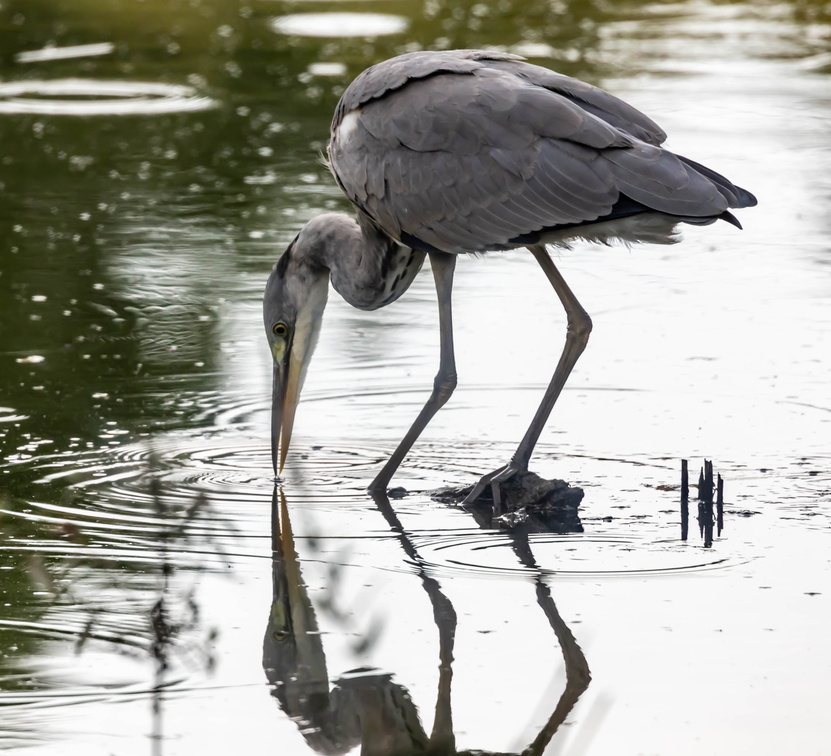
[460,463,526,512]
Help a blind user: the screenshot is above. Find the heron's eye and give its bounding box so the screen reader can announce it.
[272,322,288,338]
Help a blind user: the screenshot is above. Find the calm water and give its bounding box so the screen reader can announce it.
[1,0,830,754]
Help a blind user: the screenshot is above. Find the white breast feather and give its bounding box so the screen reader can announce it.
[336,110,361,145]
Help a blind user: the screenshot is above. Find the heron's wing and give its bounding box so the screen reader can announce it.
[334,50,666,146]
[487,58,668,146]
[329,52,743,254]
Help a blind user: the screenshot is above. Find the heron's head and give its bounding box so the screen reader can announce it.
[264,232,329,476]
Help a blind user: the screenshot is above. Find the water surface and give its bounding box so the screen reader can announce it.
[1,0,830,754]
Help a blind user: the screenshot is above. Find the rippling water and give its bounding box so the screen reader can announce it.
[0,79,217,116]
[1,0,830,754]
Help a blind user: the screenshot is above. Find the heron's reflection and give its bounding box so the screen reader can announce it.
[263,487,590,755]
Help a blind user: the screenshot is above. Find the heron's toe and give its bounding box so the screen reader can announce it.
[461,464,523,511]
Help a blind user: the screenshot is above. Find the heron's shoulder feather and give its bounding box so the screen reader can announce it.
[332,50,521,128]
[332,50,665,146]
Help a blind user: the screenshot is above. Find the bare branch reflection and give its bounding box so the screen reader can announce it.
[263,487,591,755]
[11,458,221,755]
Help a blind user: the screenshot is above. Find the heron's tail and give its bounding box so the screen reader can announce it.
[676,154,758,210]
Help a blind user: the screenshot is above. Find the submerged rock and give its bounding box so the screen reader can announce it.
[432,470,584,533]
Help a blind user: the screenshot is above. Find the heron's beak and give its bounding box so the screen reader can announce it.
[271,345,302,476]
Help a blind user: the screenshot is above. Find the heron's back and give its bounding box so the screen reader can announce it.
[328,50,756,255]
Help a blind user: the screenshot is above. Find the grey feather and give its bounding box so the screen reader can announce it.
[495,59,668,145]
[328,49,756,255]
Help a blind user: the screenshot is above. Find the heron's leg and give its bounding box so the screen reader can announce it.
[462,245,592,508]
[368,252,457,493]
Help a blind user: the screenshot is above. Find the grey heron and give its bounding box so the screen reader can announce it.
[264,49,756,505]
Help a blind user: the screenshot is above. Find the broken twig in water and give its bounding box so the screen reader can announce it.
[698,460,714,547]
[680,459,689,541]
[681,459,724,547]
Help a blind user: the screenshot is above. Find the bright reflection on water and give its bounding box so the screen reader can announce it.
[1,0,830,754]
[270,13,411,37]
[15,43,117,64]
[0,80,217,116]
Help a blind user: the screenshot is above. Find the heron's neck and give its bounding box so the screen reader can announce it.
[306,212,425,311]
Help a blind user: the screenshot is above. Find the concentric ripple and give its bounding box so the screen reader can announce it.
[2,426,769,581]
[5,436,395,555]
[31,437,386,493]
[0,79,217,116]
[0,677,182,709]
[409,530,739,581]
